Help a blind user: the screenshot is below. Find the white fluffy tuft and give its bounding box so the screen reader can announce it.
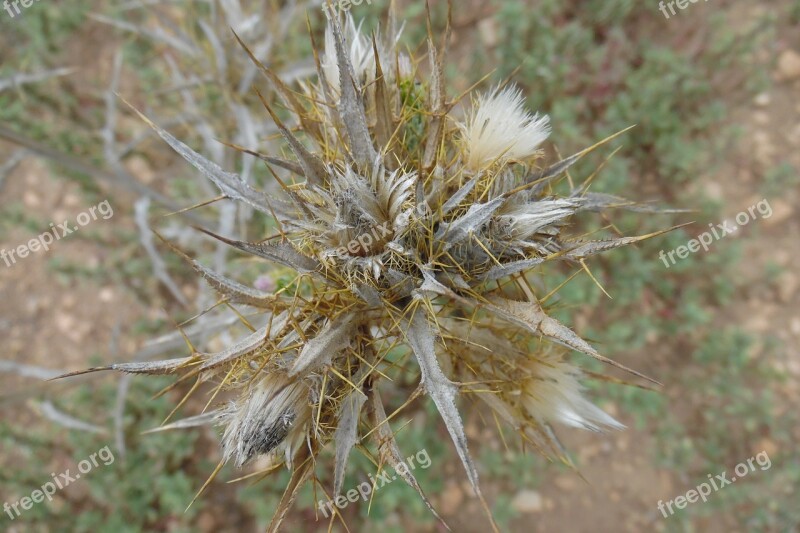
[321,16,374,98]
[521,358,624,432]
[460,84,551,170]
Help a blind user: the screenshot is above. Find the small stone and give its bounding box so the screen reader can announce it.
[465,420,480,439]
[773,250,791,267]
[554,475,578,491]
[63,193,82,208]
[478,18,498,47]
[753,92,771,107]
[777,49,800,81]
[125,155,157,184]
[55,313,76,334]
[579,443,602,462]
[439,481,464,515]
[756,438,778,457]
[23,190,41,208]
[99,287,115,302]
[702,181,724,201]
[738,168,755,183]
[511,490,543,513]
[197,511,217,532]
[761,200,793,227]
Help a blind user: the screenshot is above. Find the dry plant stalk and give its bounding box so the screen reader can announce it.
[63,5,674,531]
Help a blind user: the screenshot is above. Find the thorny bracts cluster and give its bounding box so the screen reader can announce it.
[64,5,673,531]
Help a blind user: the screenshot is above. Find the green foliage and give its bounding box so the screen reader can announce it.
[761,162,799,197]
[0,377,210,531]
[653,328,797,528]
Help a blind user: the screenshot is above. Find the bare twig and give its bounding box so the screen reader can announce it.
[135,196,190,307]
[0,360,66,380]
[0,125,207,226]
[0,149,27,192]
[0,67,77,92]
[35,401,108,435]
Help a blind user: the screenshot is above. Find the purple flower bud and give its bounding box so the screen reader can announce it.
[254,274,276,292]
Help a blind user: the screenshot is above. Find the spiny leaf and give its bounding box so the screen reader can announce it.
[254,88,328,186]
[435,196,505,248]
[290,314,357,377]
[142,411,220,434]
[330,12,378,169]
[489,297,659,385]
[366,381,449,530]
[125,103,273,215]
[563,225,689,261]
[333,389,367,497]
[194,226,322,275]
[404,309,481,496]
[199,324,270,371]
[479,258,545,282]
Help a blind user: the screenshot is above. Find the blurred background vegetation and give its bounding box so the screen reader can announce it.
[1,0,798,531]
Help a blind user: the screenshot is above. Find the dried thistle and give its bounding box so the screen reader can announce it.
[65,7,675,531]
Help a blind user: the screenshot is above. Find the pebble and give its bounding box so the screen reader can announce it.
[63,193,82,208]
[125,155,157,184]
[99,287,115,302]
[777,49,800,81]
[23,190,41,208]
[753,92,771,107]
[478,18,498,48]
[511,490,543,513]
[554,475,578,491]
[756,438,779,457]
[55,313,76,334]
[761,200,793,227]
[439,481,464,515]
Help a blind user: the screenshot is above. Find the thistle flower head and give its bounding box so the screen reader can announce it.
[321,16,375,97]
[75,9,673,531]
[220,372,311,468]
[460,84,551,170]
